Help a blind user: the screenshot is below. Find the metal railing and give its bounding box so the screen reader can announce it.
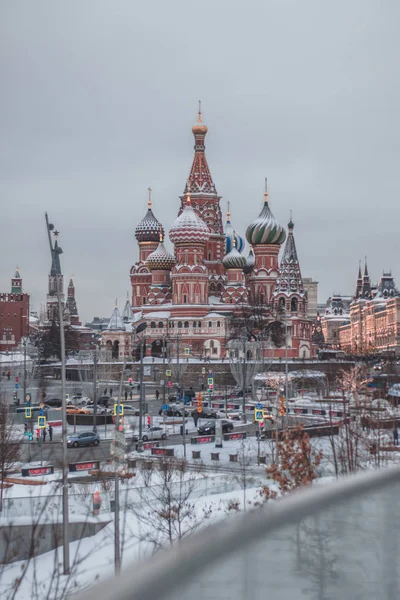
[78,465,400,600]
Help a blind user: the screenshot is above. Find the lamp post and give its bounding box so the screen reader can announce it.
[44,213,70,575]
[22,337,27,405]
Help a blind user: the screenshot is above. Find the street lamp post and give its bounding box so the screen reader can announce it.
[44,213,70,575]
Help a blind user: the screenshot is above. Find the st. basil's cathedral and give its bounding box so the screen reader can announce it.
[101,109,313,360]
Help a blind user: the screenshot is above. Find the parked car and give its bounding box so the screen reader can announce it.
[141,427,168,441]
[97,396,110,407]
[66,405,90,415]
[67,431,100,448]
[198,420,234,435]
[191,409,218,419]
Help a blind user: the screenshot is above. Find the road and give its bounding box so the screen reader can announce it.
[21,440,112,468]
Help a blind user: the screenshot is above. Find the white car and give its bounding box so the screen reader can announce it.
[216,409,243,420]
[71,395,91,407]
[141,427,168,441]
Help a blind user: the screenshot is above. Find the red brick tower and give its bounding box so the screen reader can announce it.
[169,192,210,305]
[0,268,29,351]
[179,104,226,294]
[130,188,164,309]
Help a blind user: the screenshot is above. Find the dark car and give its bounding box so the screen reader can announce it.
[46,398,63,408]
[197,420,234,435]
[97,396,110,407]
[67,431,100,448]
[158,407,189,417]
[191,409,218,419]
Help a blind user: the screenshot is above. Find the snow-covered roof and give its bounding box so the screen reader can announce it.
[106,306,125,331]
[254,370,326,381]
[143,311,171,319]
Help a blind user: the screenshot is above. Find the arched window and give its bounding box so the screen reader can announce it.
[183,295,187,304]
[198,321,201,328]
[158,321,164,328]
[193,321,197,328]
[291,298,298,312]
[178,321,183,328]
[210,340,214,348]
[208,321,212,327]
[142,297,146,305]
[217,283,223,292]
[184,321,189,328]
[208,251,212,260]
[279,298,285,310]
[150,321,156,329]
[210,283,216,292]
[217,321,221,327]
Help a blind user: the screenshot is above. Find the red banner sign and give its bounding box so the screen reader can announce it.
[69,461,100,472]
[22,466,54,477]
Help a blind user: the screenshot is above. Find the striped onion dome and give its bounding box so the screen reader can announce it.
[243,247,255,274]
[146,240,176,271]
[245,186,286,246]
[223,246,246,270]
[169,198,210,245]
[225,213,245,254]
[135,207,164,243]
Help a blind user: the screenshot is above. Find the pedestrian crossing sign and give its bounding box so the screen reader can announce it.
[166,369,172,377]
[38,416,46,428]
[114,404,124,416]
[254,409,263,422]
[207,377,214,386]
[25,407,32,419]
[184,347,190,355]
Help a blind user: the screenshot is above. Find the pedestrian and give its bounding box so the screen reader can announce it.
[36,428,40,444]
[109,388,113,397]
[16,396,20,407]
[104,388,108,396]
[7,371,10,380]
[394,428,399,446]
[42,428,47,443]
[155,389,160,401]
[24,423,28,433]
[48,424,53,442]
[124,390,128,401]
[129,389,133,400]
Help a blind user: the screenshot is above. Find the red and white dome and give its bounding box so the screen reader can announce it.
[169,202,210,245]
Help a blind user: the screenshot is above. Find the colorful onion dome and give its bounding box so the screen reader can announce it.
[243,246,255,274]
[169,194,210,245]
[245,180,286,246]
[192,102,208,136]
[135,188,164,243]
[223,239,246,270]
[225,201,245,253]
[146,237,176,271]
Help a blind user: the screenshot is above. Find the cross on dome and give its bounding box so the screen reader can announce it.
[147,187,152,208]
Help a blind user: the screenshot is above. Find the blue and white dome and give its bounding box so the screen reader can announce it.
[225,204,245,253]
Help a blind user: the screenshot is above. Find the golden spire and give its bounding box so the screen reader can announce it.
[197,99,202,123]
[186,181,191,205]
[192,101,208,135]
[264,177,268,203]
[226,200,231,220]
[147,186,152,209]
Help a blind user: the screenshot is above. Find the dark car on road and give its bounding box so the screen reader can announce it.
[197,420,234,435]
[191,409,218,419]
[46,398,63,408]
[67,431,100,448]
[158,407,189,417]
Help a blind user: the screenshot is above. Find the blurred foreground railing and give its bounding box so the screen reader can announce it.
[78,465,400,600]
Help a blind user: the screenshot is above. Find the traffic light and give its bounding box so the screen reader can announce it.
[147,416,151,427]
[129,377,133,387]
[167,381,172,388]
[15,376,19,383]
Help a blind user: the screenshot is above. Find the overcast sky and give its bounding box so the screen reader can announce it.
[1,1,399,322]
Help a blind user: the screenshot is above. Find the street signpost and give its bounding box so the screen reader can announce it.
[254,409,263,422]
[184,347,190,356]
[113,404,124,416]
[162,404,169,411]
[25,407,32,419]
[166,369,172,377]
[256,403,263,409]
[38,416,46,428]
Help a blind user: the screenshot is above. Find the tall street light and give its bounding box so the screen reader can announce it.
[45,213,70,575]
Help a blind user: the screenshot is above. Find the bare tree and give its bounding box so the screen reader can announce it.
[0,399,20,513]
[130,459,212,551]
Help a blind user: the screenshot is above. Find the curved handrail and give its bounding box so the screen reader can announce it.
[77,465,400,600]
